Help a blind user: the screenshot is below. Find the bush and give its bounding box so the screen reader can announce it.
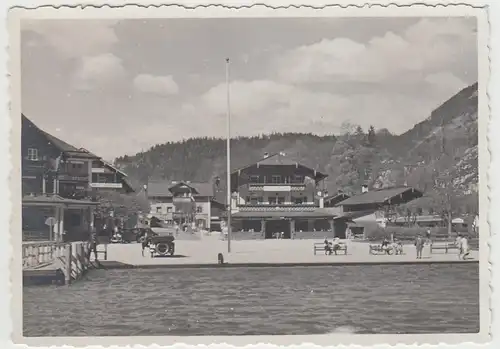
[365,226,449,242]
[364,226,388,241]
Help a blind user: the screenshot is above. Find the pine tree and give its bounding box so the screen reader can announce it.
[367,125,376,146]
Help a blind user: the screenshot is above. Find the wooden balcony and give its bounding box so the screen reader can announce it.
[90,182,123,189]
[58,172,89,183]
[237,204,317,212]
[248,183,307,192]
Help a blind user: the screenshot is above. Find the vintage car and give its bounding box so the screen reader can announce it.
[136,227,158,243]
[149,235,175,257]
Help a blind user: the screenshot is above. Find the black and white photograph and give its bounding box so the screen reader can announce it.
[8,3,490,346]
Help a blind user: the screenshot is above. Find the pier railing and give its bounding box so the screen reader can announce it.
[22,241,68,268]
[23,241,93,285]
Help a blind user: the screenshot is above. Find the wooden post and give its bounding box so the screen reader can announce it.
[75,243,83,277]
[58,207,65,243]
[82,242,89,269]
[64,243,72,285]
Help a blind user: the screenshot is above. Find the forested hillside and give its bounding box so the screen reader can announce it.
[115,83,479,215]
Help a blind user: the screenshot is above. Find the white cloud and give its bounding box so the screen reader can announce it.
[425,72,467,94]
[200,79,349,135]
[73,53,127,90]
[133,74,179,95]
[275,18,476,85]
[22,20,118,59]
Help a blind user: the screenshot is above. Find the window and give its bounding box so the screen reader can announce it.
[277,196,285,204]
[271,175,281,184]
[293,196,304,204]
[293,175,304,183]
[249,175,260,183]
[196,206,203,213]
[268,197,277,204]
[27,148,39,161]
[156,206,162,213]
[248,196,263,205]
[167,207,173,213]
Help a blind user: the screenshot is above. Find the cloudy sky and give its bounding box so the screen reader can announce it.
[21,17,477,160]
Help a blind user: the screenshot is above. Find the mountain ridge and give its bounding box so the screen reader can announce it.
[115,82,479,215]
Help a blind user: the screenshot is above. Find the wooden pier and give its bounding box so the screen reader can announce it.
[23,241,105,286]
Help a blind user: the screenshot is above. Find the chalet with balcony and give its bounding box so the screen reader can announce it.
[147,180,223,229]
[90,158,134,193]
[21,114,99,241]
[228,152,336,239]
[22,114,98,199]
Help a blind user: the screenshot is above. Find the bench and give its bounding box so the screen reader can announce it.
[369,244,392,255]
[430,242,459,254]
[313,242,347,255]
[369,243,404,255]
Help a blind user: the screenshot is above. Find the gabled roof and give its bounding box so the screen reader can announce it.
[168,181,199,194]
[335,187,423,206]
[324,193,350,205]
[22,114,98,160]
[147,180,214,198]
[231,152,327,180]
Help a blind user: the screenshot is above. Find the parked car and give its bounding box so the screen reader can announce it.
[149,235,175,257]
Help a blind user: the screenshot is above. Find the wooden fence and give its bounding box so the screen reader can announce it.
[22,241,94,285]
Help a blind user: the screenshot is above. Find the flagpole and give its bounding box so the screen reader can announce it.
[226,58,232,253]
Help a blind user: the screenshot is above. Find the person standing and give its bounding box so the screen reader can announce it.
[89,228,98,261]
[414,234,425,259]
[460,234,470,260]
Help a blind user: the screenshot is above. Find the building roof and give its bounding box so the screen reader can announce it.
[22,114,99,160]
[23,115,134,191]
[147,180,214,198]
[232,208,335,219]
[324,193,350,205]
[231,152,328,181]
[335,187,423,206]
[22,194,99,206]
[335,210,377,220]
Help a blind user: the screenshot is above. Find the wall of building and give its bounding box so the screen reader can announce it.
[22,120,61,196]
[150,197,211,228]
[238,191,315,205]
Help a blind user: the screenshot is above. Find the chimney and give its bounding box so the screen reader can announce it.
[263,152,269,159]
[362,184,369,193]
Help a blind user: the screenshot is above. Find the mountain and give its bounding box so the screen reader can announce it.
[115,82,479,214]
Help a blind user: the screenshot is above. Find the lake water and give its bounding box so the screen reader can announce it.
[23,264,479,336]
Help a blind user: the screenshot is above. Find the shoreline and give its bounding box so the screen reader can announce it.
[96,259,479,270]
[23,259,478,287]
